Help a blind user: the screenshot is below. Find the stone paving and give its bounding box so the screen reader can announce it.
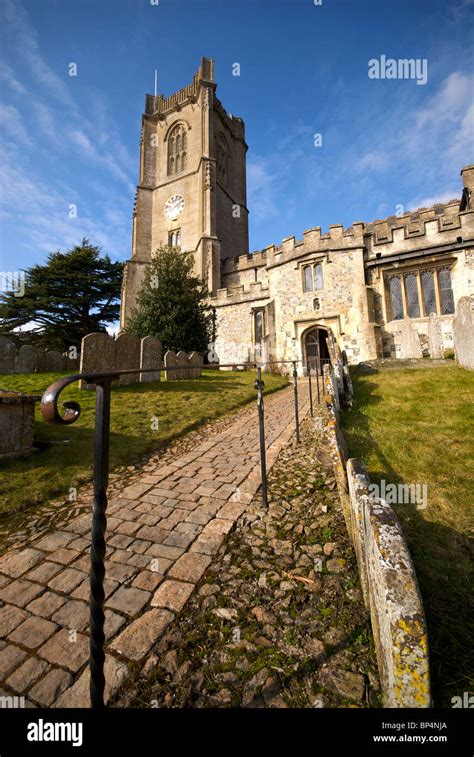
[115,418,380,709]
[0,383,310,707]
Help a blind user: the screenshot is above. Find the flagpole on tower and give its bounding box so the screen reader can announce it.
[154,68,158,97]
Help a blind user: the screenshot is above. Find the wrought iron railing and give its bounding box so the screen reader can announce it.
[40,356,330,707]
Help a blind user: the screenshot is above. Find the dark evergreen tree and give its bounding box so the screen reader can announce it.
[127,245,213,353]
[0,239,123,351]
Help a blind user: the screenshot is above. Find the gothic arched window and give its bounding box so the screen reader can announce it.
[168,124,187,176]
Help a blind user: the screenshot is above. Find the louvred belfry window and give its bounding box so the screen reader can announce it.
[168,124,187,176]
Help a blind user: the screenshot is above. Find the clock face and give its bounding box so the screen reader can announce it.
[165,194,185,220]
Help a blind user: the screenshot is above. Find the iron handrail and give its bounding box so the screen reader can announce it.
[39,355,329,707]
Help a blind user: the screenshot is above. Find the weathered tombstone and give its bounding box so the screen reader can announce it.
[0,390,41,459]
[453,297,474,370]
[36,350,49,372]
[176,351,189,380]
[396,321,423,359]
[140,336,161,382]
[188,351,203,379]
[17,345,39,373]
[79,332,115,389]
[428,313,443,359]
[46,350,67,372]
[114,333,141,385]
[0,337,16,374]
[164,350,178,381]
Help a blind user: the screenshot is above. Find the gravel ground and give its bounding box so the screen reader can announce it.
[114,417,381,708]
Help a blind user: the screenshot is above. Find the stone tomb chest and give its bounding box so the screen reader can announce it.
[0,390,41,460]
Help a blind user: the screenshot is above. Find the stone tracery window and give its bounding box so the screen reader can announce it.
[387,266,455,320]
[168,124,187,176]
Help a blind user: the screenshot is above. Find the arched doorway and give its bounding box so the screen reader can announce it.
[304,327,331,374]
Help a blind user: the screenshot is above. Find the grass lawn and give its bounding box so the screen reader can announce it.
[0,369,288,520]
[341,364,474,706]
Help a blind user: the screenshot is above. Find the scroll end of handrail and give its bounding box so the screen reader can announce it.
[41,377,82,425]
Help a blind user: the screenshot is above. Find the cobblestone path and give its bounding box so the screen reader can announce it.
[0,383,311,707]
[115,418,380,709]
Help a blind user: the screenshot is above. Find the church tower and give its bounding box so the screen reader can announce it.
[120,57,249,329]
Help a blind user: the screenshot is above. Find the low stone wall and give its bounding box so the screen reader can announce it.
[321,364,431,707]
[347,460,431,707]
[0,337,79,375]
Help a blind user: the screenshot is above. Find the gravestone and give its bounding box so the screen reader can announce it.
[164,350,179,381]
[17,345,39,373]
[428,313,443,359]
[79,332,116,389]
[36,350,49,372]
[453,297,474,370]
[396,321,423,359]
[140,336,162,382]
[188,352,203,379]
[176,351,189,380]
[0,337,16,374]
[46,350,66,372]
[115,333,140,385]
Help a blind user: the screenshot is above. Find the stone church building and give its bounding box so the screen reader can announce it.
[120,58,474,372]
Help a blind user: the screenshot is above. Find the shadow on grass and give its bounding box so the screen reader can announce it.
[341,372,474,706]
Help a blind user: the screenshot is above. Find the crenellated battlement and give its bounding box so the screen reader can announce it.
[222,222,366,275]
[219,188,474,277]
[364,199,469,249]
[212,280,270,305]
[144,57,214,117]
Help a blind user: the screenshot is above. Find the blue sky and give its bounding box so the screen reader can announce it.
[0,0,473,274]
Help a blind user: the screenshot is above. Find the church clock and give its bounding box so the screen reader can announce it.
[165,194,185,220]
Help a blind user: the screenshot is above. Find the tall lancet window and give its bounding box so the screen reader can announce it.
[168,124,187,175]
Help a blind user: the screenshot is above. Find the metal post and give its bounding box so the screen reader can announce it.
[89,379,112,708]
[255,367,268,507]
[307,364,314,418]
[316,355,321,404]
[292,361,300,444]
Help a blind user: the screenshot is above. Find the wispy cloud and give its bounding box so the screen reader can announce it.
[0,103,32,146]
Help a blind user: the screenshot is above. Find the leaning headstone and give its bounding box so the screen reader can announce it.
[17,345,39,373]
[114,333,141,385]
[188,352,203,379]
[36,350,49,372]
[397,321,423,359]
[453,297,474,370]
[428,313,443,359]
[140,336,161,382]
[0,337,16,374]
[79,332,115,389]
[164,350,178,381]
[46,350,66,372]
[176,351,189,380]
